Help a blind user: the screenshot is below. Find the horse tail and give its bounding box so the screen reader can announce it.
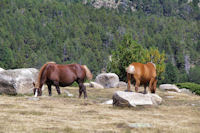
[36,62,56,88]
[126,65,135,74]
[82,65,93,80]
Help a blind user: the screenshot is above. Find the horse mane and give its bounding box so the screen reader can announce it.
[36,62,56,88]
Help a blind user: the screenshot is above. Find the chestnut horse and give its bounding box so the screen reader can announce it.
[33,62,92,98]
[126,62,157,93]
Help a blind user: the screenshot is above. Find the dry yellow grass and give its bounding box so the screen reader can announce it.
[0,86,200,133]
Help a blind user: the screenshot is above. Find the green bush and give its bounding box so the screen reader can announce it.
[188,66,200,84]
[162,62,179,84]
[176,82,200,95]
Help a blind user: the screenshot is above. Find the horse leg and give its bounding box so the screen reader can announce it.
[135,79,140,93]
[126,73,132,92]
[47,84,52,96]
[149,78,154,93]
[151,79,157,93]
[79,86,83,98]
[56,86,61,95]
[82,84,87,99]
[79,82,87,99]
[144,84,147,94]
[54,81,61,95]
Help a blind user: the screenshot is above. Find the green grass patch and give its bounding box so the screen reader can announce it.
[176,82,200,95]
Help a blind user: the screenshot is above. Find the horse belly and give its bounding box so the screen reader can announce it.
[58,75,76,86]
[59,82,74,87]
[140,76,151,84]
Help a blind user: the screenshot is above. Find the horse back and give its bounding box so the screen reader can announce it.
[143,63,156,79]
[130,62,156,81]
[45,63,85,83]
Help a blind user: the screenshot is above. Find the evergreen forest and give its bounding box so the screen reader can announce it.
[0,0,200,84]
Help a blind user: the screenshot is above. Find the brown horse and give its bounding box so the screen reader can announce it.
[33,62,92,98]
[126,62,157,94]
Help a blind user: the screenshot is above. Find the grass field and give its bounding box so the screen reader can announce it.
[0,86,200,133]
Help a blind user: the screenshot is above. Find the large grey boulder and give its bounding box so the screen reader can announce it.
[159,84,181,92]
[112,91,162,107]
[95,73,119,88]
[0,68,38,95]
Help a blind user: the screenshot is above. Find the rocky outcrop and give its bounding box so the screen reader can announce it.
[92,0,120,9]
[0,68,38,95]
[159,84,181,92]
[84,0,136,11]
[95,73,119,88]
[112,91,162,107]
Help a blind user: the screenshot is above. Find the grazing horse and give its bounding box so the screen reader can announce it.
[126,62,157,94]
[33,62,93,98]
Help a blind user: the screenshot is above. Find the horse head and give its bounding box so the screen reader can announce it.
[33,82,42,97]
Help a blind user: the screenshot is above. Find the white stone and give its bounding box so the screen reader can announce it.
[112,91,162,107]
[159,84,181,92]
[102,99,113,105]
[117,81,127,88]
[83,83,91,87]
[64,90,73,97]
[128,123,152,128]
[90,82,104,89]
[180,88,192,94]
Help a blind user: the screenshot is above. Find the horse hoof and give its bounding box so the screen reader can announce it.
[143,91,147,94]
[124,89,133,92]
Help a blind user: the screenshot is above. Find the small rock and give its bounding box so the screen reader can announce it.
[167,91,178,94]
[166,96,174,99]
[28,97,39,101]
[102,99,113,105]
[159,84,181,92]
[117,81,127,88]
[64,90,73,97]
[83,83,90,87]
[180,88,192,94]
[128,123,152,128]
[90,82,104,89]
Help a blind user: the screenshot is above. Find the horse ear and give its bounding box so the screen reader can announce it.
[33,82,35,87]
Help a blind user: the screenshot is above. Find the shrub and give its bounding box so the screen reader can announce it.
[188,66,200,84]
[162,62,179,84]
[176,82,200,95]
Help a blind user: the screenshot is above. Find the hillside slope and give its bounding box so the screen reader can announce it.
[0,0,199,78]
